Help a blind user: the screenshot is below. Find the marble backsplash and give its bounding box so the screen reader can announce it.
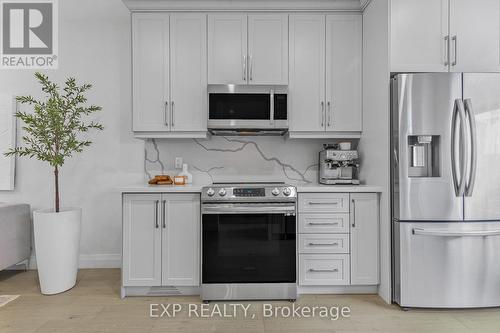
[144,137,355,184]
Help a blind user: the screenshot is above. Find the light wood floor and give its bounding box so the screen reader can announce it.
[1,269,499,333]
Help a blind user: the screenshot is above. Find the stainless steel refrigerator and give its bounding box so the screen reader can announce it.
[391,73,500,308]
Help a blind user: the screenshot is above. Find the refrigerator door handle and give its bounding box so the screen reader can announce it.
[413,228,500,237]
[464,99,477,197]
[451,99,467,196]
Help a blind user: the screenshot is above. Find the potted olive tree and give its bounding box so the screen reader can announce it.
[5,72,103,295]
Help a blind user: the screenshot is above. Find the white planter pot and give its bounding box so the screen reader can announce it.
[33,208,81,295]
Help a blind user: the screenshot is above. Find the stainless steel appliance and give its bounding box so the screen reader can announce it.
[319,144,360,185]
[201,182,297,301]
[391,73,500,308]
[208,85,288,135]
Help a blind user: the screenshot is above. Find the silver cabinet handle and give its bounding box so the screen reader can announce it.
[308,222,339,226]
[161,200,166,228]
[171,101,175,127]
[464,99,477,197]
[249,54,253,81]
[308,201,338,205]
[243,55,247,81]
[164,101,169,126]
[154,200,159,229]
[308,242,339,246]
[351,199,356,228]
[452,35,457,66]
[327,101,331,127]
[444,35,450,66]
[309,268,338,273]
[320,101,324,127]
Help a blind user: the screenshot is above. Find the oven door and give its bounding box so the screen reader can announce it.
[202,203,296,284]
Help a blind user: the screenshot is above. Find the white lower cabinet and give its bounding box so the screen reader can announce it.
[350,193,379,285]
[298,192,379,287]
[161,195,200,286]
[122,193,200,288]
[299,254,350,285]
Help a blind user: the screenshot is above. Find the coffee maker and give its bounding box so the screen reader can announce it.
[319,144,360,185]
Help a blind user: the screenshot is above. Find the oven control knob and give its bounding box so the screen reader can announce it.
[218,188,227,197]
[206,188,215,197]
[283,187,292,196]
[271,188,280,196]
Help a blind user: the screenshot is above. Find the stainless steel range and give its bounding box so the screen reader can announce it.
[201,182,297,301]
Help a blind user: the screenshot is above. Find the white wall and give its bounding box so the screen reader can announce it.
[0,0,145,268]
[360,0,391,303]
[0,0,387,276]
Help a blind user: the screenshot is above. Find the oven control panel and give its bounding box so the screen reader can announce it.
[233,188,265,197]
[202,184,296,202]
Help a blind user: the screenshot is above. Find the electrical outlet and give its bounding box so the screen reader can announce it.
[175,157,183,169]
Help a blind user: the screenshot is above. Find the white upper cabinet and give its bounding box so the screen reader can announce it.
[208,13,288,85]
[132,14,170,132]
[289,14,326,132]
[132,13,207,137]
[449,0,500,72]
[391,0,500,73]
[326,14,362,132]
[350,193,379,285]
[170,13,207,132]
[208,14,248,84]
[390,0,449,72]
[248,14,289,84]
[289,14,362,136]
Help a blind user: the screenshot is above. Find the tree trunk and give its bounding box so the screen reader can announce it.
[54,166,60,213]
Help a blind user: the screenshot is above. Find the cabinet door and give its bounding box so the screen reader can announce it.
[289,14,326,132]
[326,14,362,132]
[162,194,200,286]
[350,193,379,285]
[208,14,247,84]
[390,0,449,72]
[170,13,207,132]
[450,0,500,72]
[132,13,170,131]
[122,194,162,286]
[248,14,288,85]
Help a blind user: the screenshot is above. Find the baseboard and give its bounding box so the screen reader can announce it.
[14,254,122,270]
[298,285,378,294]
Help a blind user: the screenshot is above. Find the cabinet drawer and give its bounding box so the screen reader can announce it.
[299,234,349,254]
[299,193,349,212]
[299,213,349,233]
[299,254,350,286]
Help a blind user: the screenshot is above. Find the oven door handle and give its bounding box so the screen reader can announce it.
[202,203,296,215]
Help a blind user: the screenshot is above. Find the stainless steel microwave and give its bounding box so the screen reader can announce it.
[208,85,288,135]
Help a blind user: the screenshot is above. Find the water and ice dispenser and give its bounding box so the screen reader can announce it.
[408,135,440,177]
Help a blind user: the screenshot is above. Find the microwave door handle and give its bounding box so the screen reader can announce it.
[270,89,274,126]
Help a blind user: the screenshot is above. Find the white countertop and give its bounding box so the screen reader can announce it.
[293,183,383,193]
[118,183,208,193]
[119,182,383,193]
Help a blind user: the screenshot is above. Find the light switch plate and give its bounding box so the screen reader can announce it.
[175,157,183,169]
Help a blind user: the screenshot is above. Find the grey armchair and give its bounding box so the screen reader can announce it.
[0,203,31,271]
